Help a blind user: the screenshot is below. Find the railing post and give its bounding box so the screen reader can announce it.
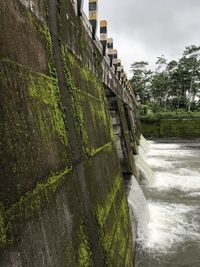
[117,59,121,80]
[113,49,118,74]
[89,0,98,39]
[100,20,107,56]
[107,38,114,67]
[120,66,124,85]
[124,74,128,89]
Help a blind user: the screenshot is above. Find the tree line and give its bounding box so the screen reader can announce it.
[130,45,200,113]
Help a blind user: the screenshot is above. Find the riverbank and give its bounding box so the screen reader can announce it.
[141,114,200,138]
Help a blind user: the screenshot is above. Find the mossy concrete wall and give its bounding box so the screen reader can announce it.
[142,118,200,139]
[0,0,139,266]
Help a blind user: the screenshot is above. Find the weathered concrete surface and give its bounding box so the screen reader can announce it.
[141,118,200,139]
[0,0,140,266]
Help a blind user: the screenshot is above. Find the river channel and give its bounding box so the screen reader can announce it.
[134,139,200,267]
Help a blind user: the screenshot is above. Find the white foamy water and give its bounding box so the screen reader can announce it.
[145,202,200,252]
[134,139,200,265]
[140,135,150,154]
[148,158,173,169]
[135,154,155,186]
[151,169,200,192]
[135,137,155,186]
[148,148,198,158]
[128,176,150,239]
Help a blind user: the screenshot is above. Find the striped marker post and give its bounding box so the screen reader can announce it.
[89,0,98,39]
[100,20,107,56]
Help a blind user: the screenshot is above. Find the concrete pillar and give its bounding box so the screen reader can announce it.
[107,38,114,67]
[77,0,84,16]
[100,20,107,56]
[117,59,122,80]
[120,66,124,85]
[113,49,118,74]
[124,73,127,88]
[89,0,98,39]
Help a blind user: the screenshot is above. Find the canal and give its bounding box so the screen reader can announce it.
[134,139,200,267]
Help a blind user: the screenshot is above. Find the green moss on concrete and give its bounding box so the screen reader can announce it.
[41,26,57,78]
[80,67,104,99]
[61,44,89,153]
[80,28,87,61]
[88,142,113,158]
[65,219,92,267]
[28,73,67,145]
[0,167,71,248]
[57,0,62,35]
[65,239,76,266]
[85,96,113,141]
[125,238,133,267]
[26,9,56,77]
[94,172,132,266]
[93,48,103,77]
[103,195,131,266]
[27,10,34,28]
[60,43,114,158]
[79,66,114,143]
[0,204,6,247]
[78,221,92,267]
[94,171,122,228]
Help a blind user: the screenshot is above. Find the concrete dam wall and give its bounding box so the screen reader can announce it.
[0,0,141,266]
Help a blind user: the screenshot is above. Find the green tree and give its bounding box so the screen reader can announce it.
[183,45,200,111]
[151,55,169,110]
[130,61,152,104]
[130,45,200,113]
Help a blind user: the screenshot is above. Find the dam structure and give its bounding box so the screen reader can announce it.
[0,0,141,266]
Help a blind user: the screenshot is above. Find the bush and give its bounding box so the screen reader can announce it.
[140,110,200,122]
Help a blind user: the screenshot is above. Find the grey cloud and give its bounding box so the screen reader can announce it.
[84,0,200,75]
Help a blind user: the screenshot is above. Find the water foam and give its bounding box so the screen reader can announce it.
[152,169,200,192]
[134,138,200,257]
[128,176,149,239]
[135,154,155,186]
[142,202,200,253]
[148,148,197,158]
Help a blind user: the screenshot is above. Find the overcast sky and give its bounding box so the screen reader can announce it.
[83,0,200,77]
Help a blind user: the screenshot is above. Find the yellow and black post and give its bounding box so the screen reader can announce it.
[100,20,107,56]
[107,38,114,67]
[77,0,84,16]
[89,0,98,39]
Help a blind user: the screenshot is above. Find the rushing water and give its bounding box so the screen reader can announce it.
[129,138,200,267]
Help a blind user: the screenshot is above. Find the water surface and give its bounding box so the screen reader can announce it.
[136,139,200,267]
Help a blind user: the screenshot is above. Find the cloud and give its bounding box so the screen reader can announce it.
[83,0,200,77]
